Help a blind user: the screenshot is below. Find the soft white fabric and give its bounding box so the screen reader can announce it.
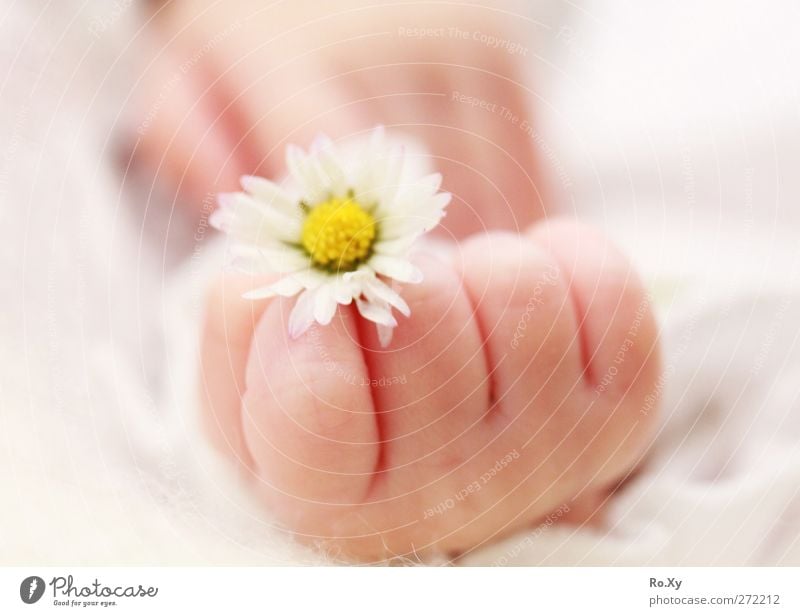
[1,0,799,565]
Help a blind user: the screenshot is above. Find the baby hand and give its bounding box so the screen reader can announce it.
[199,219,661,561]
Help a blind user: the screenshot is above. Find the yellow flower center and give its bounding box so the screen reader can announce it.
[301,196,376,271]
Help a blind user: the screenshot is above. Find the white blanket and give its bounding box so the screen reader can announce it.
[2,0,799,565]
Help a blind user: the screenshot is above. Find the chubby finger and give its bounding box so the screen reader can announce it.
[199,274,273,468]
[241,300,380,508]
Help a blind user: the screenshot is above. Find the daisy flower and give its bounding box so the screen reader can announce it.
[210,127,451,346]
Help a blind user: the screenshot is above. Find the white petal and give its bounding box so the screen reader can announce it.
[352,127,388,196]
[216,192,301,243]
[240,286,279,300]
[229,243,311,274]
[355,145,405,207]
[370,125,386,145]
[208,206,227,230]
[427,190,452,212]
[355,298,397,327]
[268,250,313,273]
[341,264,372,282]
[242,276,304,300]
[227,252,277,275]
[426,191,452,219]
[419,172,443,194]
[310,135,348,196]
[364,277,410,317]
[369,254,423,284]
[377,323,395,348]
[239,175,298,214]
[288,289,317,339]
[378,192,450,239]
[373,234,419,256]
[287,144,331,203]
[378,216,436,241]
[376,172,441,215]
[286,144,308,181]
[331,277,357,305]
[312,285,339,325]
[358,125,386,161]
[291,269,330,289]
[377,145,405,204]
